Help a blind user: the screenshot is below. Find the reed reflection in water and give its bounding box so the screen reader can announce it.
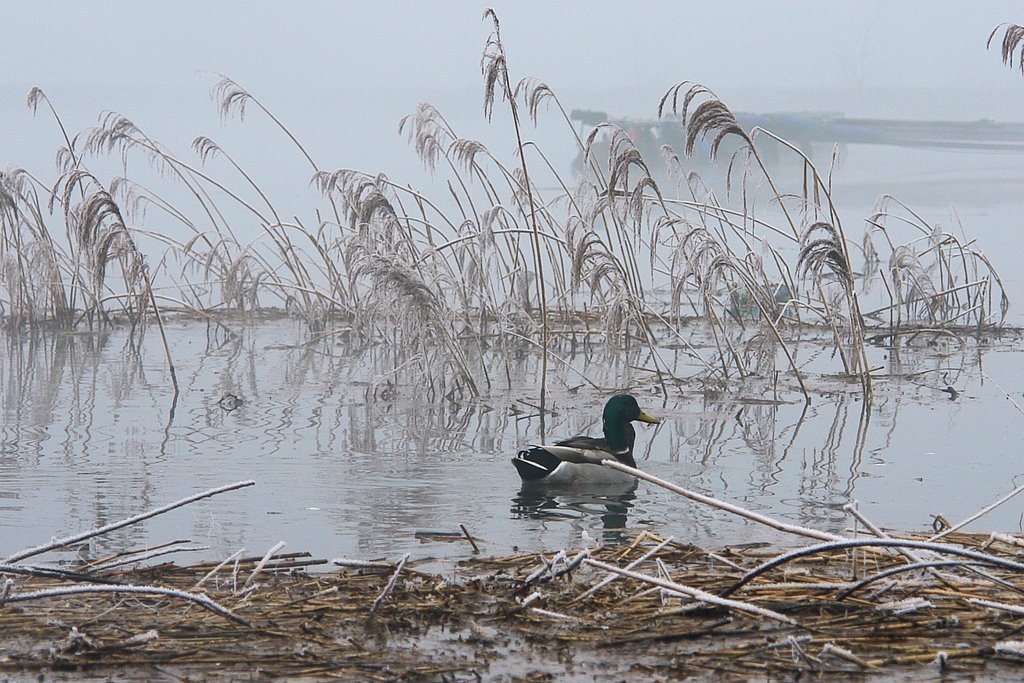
[1,318,1022,565]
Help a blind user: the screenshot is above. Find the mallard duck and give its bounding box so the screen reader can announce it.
[512,394,660,485]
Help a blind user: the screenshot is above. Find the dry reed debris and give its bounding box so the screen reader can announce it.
[4,531,1024,680]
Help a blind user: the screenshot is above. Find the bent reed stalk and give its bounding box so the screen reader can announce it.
[482,8,550,410]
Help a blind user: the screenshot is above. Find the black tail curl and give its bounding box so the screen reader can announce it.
[511,447,561,481]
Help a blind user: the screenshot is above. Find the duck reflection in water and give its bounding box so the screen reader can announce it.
[511,482,638,544]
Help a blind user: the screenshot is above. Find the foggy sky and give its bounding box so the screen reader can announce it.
[4,1,1024,196]
[5,1,1024,94]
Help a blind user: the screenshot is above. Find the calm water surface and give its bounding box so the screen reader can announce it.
[2,318,1023,568]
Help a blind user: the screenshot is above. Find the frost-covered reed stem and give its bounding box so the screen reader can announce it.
[836,560,987,600]
[332,558,397,569]
[573,535,675,602]
[372,553,410,611]
[931,484,1024,543]
[90,545,209,572]
[5,481,255,564]
[970,597,1024,618]
[583,558,796,625]
[723,539,1024,598]
[843,502,928,564]
[482,8,549,413]
[602,460,843,542]
[243,541,286,589]
[524,550,566,586]
[530,607,576,621]
[194,548,246,589]
[2,584,246,624]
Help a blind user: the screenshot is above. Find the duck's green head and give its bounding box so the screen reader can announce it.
[603,394,660,427]
[602,395,660,453]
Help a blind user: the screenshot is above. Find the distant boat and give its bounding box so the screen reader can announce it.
[571,108,1024,178]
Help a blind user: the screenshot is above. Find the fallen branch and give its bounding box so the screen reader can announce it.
[460,523,481,553]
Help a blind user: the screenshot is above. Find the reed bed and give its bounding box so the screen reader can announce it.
[2,12,1016,403]
[4,477,1024,680]
[5,531,1024,680]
